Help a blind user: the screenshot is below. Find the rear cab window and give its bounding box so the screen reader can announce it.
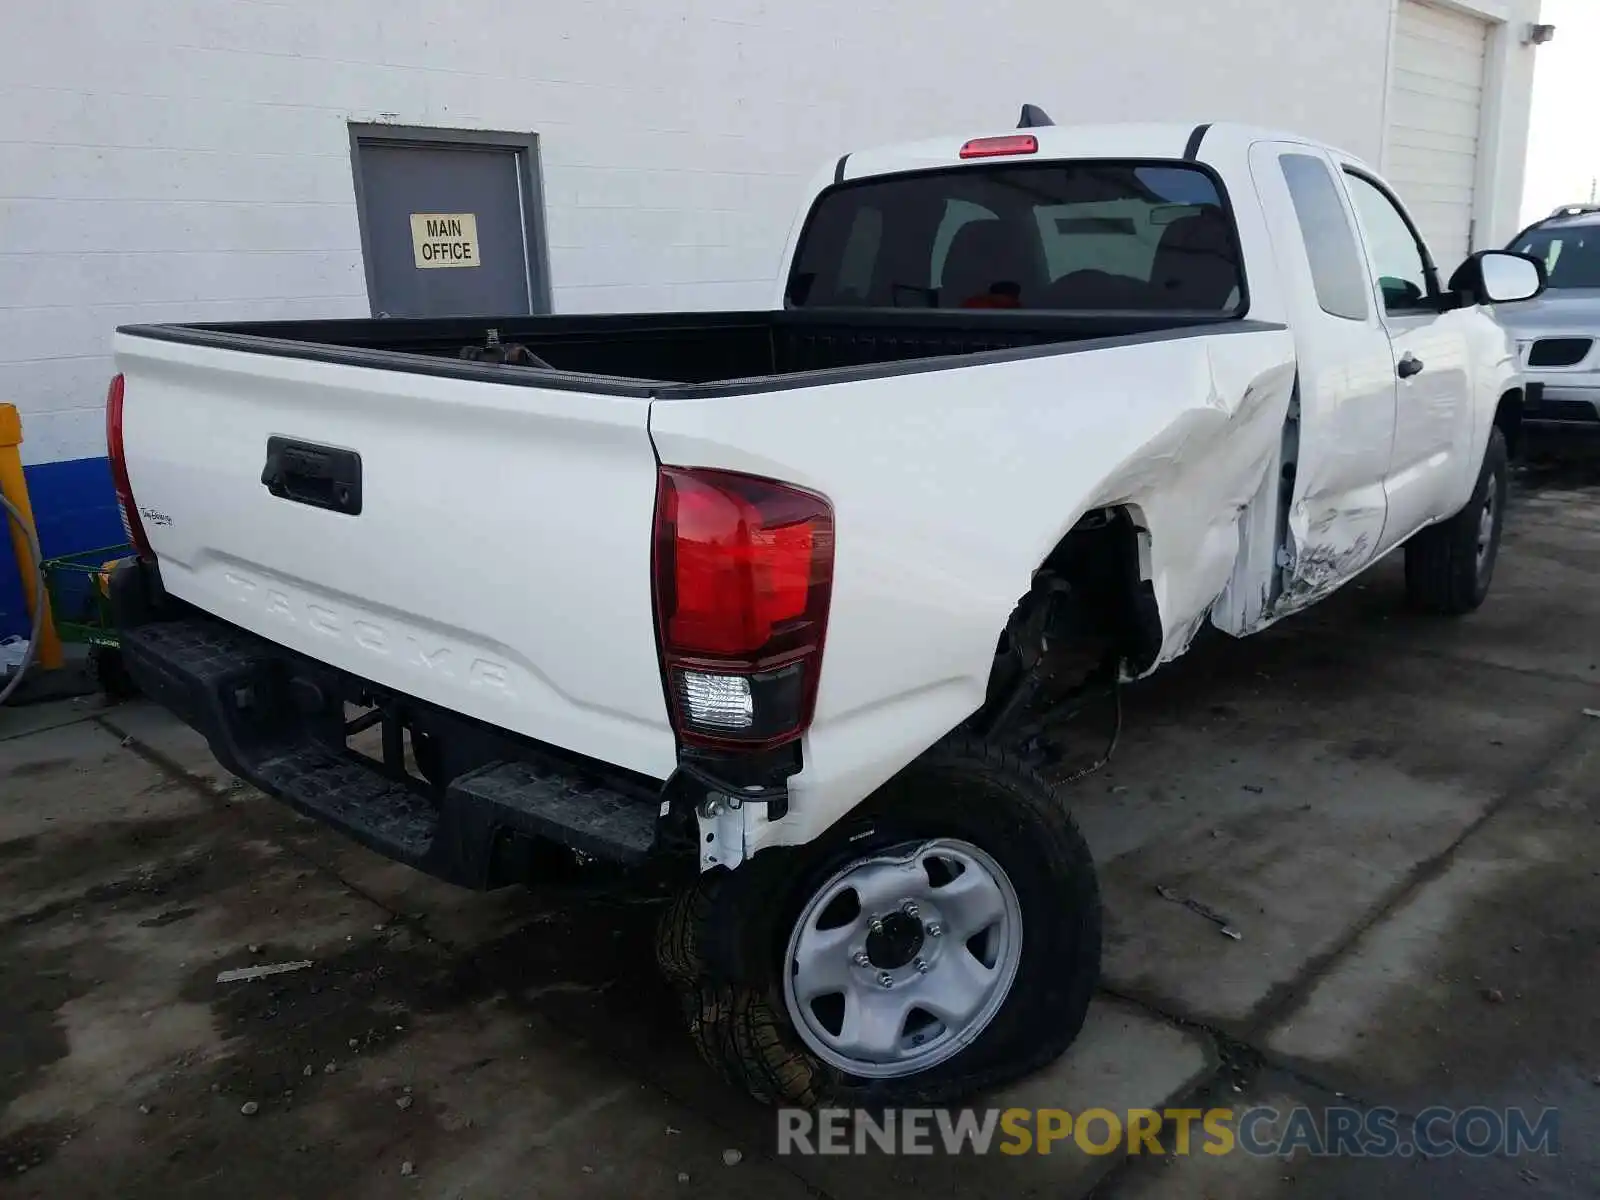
[787,161,1246,314]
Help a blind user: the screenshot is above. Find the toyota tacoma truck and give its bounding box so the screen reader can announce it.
[105,113,1543,1108]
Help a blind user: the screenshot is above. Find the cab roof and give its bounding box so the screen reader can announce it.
[837,121,1368,183]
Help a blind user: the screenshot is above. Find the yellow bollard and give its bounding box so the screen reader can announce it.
[0,404,65,671]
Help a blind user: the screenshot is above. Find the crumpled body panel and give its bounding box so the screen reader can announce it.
[649,324,1300,853]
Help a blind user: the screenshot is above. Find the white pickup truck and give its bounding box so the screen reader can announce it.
[107,114,1543,1108]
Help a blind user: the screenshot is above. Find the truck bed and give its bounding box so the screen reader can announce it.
[109,300,1285,791]
[119,308,1248,398]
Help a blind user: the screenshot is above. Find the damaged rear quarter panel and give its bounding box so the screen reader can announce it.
[648,325,1297,849]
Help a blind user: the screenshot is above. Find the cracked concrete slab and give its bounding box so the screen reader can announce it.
[1066,587,1592,1032]
[648,999,1217,1200]
[1106,1068,1580,1200]
[97,701,241,795]
[0,719,181,836]
[0,697,103,743]
[1265,721,1600,1177]
[935,1001,1214,1197]
[0,721,210,933]
[1285,477,1600,686]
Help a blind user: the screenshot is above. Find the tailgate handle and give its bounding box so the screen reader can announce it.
[261,437,363,515]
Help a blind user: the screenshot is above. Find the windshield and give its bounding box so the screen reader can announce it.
[1511,226,1600,289]
[786,161,1245,313]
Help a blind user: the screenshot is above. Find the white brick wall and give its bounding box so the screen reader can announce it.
[0,0,1511,465]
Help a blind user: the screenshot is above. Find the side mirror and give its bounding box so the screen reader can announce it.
[1448,250,1546,306]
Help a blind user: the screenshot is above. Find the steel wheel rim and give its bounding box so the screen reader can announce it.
[781,838,1023,1079]
[1476,486,1497,576]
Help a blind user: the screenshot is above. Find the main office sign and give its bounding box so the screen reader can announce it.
[409,213,481,268]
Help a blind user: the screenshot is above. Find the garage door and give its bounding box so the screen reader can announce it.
[1384,0,1490,270]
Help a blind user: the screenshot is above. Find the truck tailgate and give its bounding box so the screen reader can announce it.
[113,332,676,779]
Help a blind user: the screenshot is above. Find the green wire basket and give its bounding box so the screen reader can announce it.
[41,544,134,648]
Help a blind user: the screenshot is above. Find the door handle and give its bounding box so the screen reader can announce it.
[1397,352,1425,380]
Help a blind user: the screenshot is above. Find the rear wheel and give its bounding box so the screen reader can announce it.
[1404,426,1507,615]
[658,735,1101,1106]
[782,837,1023,1081]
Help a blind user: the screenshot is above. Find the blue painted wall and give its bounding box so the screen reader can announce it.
[1,457,124,638]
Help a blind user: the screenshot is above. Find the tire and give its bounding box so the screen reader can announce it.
[1404,425,1507,615]
[655,877,715,987]
[664,734,1101,1107]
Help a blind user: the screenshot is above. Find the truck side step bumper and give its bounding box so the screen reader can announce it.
[256,743,440,865]
[450,762,660,863]
[118,613,666,889]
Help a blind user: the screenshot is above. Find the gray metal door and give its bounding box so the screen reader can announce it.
[351,129,550,318]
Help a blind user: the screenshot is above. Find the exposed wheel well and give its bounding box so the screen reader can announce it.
[1036,505,1163,671]
[974,505,1160,739]
[1494,388,1523,461]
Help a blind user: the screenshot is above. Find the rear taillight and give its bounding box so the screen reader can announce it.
[105,373,153,559]
[652,467,834,750]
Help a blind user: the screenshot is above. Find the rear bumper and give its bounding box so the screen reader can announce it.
[111,560,677,889]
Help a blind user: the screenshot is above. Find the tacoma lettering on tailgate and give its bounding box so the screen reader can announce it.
[222,570,515,698]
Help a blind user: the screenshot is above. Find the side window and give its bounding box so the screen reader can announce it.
[1342,171,1433,313]
[1279,154,1370,321]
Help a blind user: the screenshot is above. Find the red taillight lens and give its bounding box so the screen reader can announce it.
[105,373,153,559]
[653,467,833,749]
[959,134,1039,159]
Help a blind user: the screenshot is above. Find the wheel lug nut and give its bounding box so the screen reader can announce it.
[926,922,943,937]
[915,959,929,974]
[853,952,870,967]
[869,918,885,935]
[877,972,894,988]
[902,901,920,917]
